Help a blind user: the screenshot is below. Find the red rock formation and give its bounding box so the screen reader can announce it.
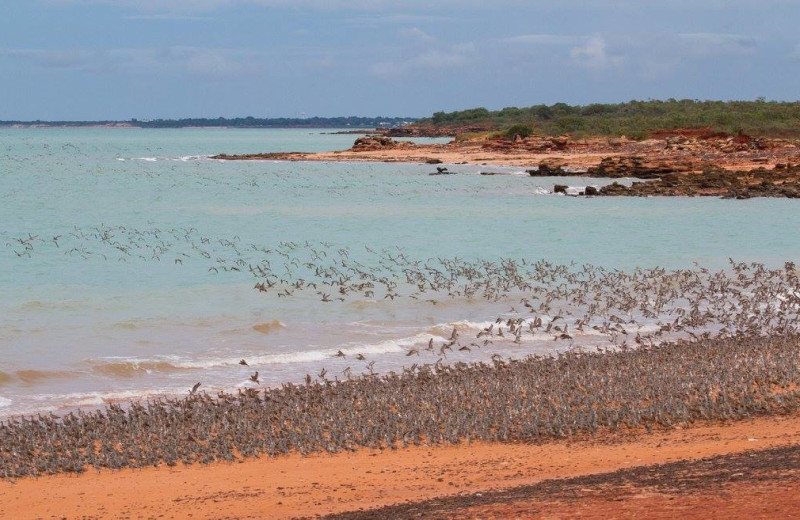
[351,136,411,151]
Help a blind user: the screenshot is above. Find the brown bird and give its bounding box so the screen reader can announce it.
[249,372,259,383]
[239,359,248,366]
[189,382,201,395]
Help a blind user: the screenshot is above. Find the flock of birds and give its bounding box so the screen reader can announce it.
[5,227,800,384]
[3,231,800,477]
[1,333,799,479]
[6,228,800,355]
[7,137,800,479]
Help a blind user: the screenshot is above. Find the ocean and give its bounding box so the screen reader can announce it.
[2,127,800,417]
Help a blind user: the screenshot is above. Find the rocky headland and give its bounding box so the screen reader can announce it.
[211,129,800,198]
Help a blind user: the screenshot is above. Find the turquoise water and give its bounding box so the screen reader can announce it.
[2,128,800,416]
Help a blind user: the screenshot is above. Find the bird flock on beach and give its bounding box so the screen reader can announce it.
[1,333,800,479]
[2,234,800,477]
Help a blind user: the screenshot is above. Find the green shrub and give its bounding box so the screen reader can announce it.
[504,124,533,140]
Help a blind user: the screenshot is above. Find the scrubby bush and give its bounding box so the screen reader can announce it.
[504,124,533,140]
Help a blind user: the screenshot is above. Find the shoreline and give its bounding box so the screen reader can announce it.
[4,330,800,518]
[211,133,798,170]
[2,413,800,519]
[211,134,800,198]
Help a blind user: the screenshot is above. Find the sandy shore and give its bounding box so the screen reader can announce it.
[211,135,800,198]
[343,444,800,519]
[211,134,800,171]
[3,413,800,519]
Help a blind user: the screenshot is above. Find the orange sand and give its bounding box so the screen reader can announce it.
[245,146,611,168]
[223,137,799,171]
[2,414,800,519]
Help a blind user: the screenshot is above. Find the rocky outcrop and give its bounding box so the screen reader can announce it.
[587,156,696,179]
[553,185,599,196]
[550,135,569,150]
[597,164,800,198]
[531,156,697,179]
[528,162,568,176]
[481,135,571,153]
[351,136,411,151]
[209,152,307,160]
[385,126,469,138]
[648,128,773,153]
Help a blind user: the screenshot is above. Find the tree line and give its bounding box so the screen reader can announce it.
[422,99,800,138]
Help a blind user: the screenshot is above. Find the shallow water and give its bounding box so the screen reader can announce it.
[2,128,800,417]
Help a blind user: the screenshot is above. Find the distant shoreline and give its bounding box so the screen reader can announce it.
[0,116,416,130]
[0,124,380,130]
[0,123,138,129]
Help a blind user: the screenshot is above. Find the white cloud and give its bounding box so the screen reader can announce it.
[45,0,524,13]
[1,46,261,79]
[397,27,435,43]
[343,13,453,28]
[628,32,758,78]
[503,34,582,46]
[371,43,475,78]
[1,49,85,69]
[123,14,214,21]
[570,36,623,70]
[678,33,757,57]
[501,31,759,77]
[184,49,250,78]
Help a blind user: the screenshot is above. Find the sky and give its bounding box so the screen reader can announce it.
[1,0,799,120]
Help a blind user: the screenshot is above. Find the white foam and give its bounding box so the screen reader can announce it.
[99,332,447,371]
[203,333,441,367]
[89,316,663,376]
[32,388,184,407]
[0,396,11,408]
[443,316,656,343]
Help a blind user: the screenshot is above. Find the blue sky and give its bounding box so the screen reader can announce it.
[1,0,799,119]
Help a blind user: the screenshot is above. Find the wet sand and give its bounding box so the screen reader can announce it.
[335,443,800,519]
[3,413,800,519]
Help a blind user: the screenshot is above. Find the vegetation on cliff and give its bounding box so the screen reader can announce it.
[422,99,800,138]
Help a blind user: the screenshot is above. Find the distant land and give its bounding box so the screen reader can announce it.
[0,116,416,129]
[6,99,800,138]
